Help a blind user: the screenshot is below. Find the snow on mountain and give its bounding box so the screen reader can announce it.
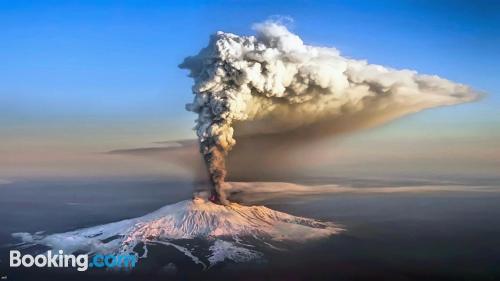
[13,197,342,268]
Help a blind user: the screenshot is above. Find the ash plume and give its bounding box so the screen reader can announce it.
[179,20,480,204]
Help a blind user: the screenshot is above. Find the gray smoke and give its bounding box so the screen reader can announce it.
[179,21,479,204]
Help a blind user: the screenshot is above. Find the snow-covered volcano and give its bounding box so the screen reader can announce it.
[12,197,342,268]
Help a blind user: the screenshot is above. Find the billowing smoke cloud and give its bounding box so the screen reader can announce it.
[179,21,479,204]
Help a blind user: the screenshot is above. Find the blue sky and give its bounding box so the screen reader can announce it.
[0,0,498,178]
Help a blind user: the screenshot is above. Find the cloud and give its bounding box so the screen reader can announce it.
[226,182,498,204]
[0,179,12,185]
[179,20,480,203]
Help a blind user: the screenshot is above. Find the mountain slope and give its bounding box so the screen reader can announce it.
[13,197,342,267]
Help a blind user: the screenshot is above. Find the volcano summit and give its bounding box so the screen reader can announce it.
[13,195,342,269]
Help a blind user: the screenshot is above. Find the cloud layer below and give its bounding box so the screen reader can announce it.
[226,181,499,204]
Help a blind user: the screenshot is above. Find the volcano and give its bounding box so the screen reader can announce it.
[13,196,342,268]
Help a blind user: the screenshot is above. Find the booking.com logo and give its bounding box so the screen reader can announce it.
[10,250,137,271]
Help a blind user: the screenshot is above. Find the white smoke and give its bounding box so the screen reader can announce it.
[179,20,480,204]
[225,182,497,204]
